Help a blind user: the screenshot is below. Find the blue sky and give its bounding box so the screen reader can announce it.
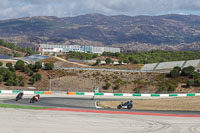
[1,0,200,20]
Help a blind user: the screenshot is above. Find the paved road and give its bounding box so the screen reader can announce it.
[3,97,200,115]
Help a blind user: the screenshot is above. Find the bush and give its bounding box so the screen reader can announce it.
[118,60,122,65]
[44,63,54,70]
[186,80,194,87]
[8,66,15,72]
[6,77,14,86]
[94,59,101,66]
[35,73,42,81]
[181,66,195,76]
[158,86,168,92]
[103,82,111,90]
[33,62,42,72]
[6,62,12,68]
[173,66,181,72]
[113,84,120,90]
[105,58,113,65]
[15,60,25,70]
[0,62,3,66]
[30,77,36,85]
[123,59,129,64]
[0,75,3,82]
[168,85,176,92]
[169,69,180,78]
[194,78,200,86]
[29,71,34,76]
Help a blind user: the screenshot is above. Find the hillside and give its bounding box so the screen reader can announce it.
[1,14,200,51]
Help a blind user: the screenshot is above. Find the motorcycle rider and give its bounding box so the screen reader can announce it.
[16,92,24,101]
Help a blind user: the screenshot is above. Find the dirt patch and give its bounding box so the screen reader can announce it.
[99,96,200,111]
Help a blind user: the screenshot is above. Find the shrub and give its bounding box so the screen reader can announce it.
[173,66,181,72]
[0,75,3,82]
[105,58,113,64]
[186,80,194,87]
[103,82,111,90]
[168,85,176,92]
[44,63,54,70]
[6,62,12,68]
[158,86,168,93]
[113,84,120,90]
[194,78,200,86]
[14,60,25,70]
[94,59,101,66]
[181,66,195,76]
[169,69,180,78]
[118,60,122,65]
[30,77,36,85]
[35,73,42,81]
[0,62,2,66]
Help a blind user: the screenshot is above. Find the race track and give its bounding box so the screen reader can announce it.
[1,96,200,133]
[3,97,200,115]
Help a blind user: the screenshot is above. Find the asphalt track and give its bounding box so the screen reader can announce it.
[1,96,200,133]
[3,97,200,116]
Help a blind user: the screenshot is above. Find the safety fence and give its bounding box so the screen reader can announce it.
[0,90,200,97]
[0,90,52,94]
[67,92,200,97]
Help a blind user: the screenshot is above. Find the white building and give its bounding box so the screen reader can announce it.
[39,44,120,54]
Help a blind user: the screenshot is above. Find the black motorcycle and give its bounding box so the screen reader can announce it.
[15,92,24,101]
[117,100,133,109]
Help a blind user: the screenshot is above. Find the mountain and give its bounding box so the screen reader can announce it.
[0,13,200,51]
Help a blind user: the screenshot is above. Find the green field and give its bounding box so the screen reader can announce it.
[0,104,51,110]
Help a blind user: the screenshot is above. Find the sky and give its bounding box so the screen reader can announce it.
[1,0,200,20]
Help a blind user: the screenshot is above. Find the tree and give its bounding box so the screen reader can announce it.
[0,75,3,82]
[169,69,180,78]
[8,66,15,72]
[0,62,2,66]
[44,63,54,70]
[123,59,129,64]
[15,60,25,70]
[128,57,134,63]
[173,66,181,72]
[105,58,113,65]
[6,62,12,68]
[118,60,122,65]
[33,62,42,71]
[95,59,101,65]
[181,66,195,76]
[6,77,14,86]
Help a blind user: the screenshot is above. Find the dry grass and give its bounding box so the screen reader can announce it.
[99,96,200,111]
[93,64,144,70]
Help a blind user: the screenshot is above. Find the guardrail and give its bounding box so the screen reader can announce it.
[0,90,52,94]
[1,90,199,97]
[67,92,200,97]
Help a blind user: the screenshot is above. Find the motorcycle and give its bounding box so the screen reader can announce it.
[29,95,40,103]
[117,100,133,109]
[15,92,24,101]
